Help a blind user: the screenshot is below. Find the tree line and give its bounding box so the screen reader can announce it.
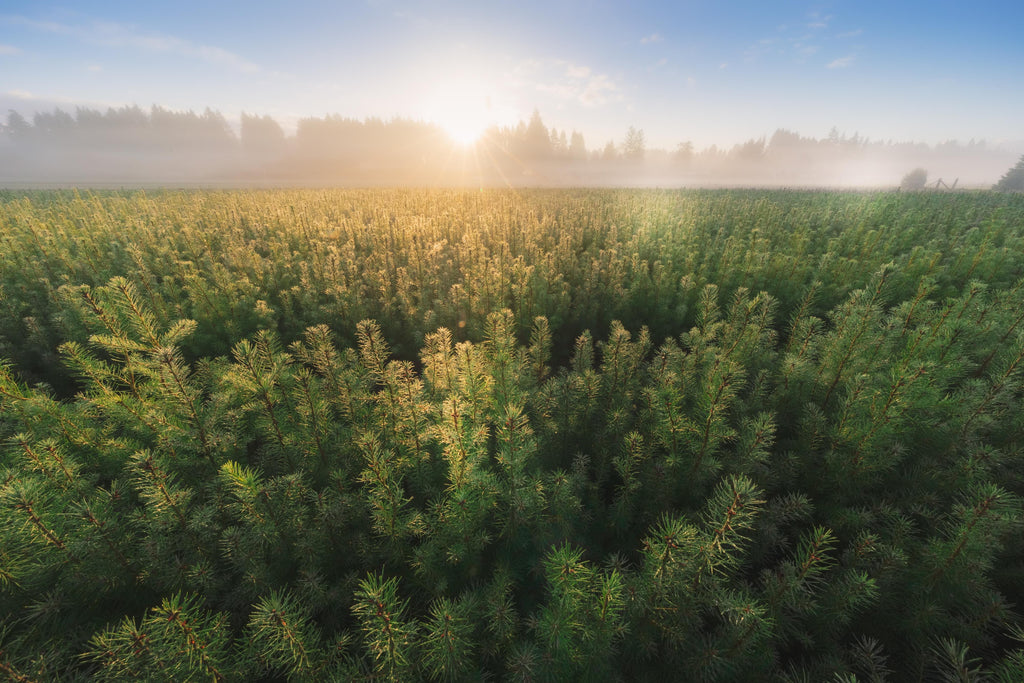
[1,105,1020,187]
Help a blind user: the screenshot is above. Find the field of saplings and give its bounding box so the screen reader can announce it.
[1,188,1023,681]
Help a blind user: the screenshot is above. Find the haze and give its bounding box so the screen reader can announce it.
[2,0,1023,187]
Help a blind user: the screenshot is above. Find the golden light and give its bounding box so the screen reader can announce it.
[425,77,495,146]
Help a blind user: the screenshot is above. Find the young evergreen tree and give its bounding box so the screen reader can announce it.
[1,189,1024,679]
[993,155,1024,191]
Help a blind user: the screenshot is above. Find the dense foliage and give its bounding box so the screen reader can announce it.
[994,155,1024,192]
[1,188,1023,681]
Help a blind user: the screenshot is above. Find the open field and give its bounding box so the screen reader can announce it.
[2,188,1024,680]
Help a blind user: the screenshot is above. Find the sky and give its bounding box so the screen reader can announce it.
[2,0,1023,151]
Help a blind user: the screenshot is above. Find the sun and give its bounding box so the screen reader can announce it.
[426,78,495,146]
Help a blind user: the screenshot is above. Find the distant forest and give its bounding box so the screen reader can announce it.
[1,105,1019,187]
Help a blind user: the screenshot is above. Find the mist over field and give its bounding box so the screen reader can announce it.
[5,0,1022,189]
[1,105,1020,188]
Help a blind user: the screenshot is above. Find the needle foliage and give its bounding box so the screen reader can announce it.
[1,188,1023,680]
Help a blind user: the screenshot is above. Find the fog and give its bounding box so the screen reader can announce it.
[1,106,1020,189]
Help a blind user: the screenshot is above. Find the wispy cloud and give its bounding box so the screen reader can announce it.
[537,74,618,107]
[566,64,591,79]
[827,55,855,69]
[744,37,776,62]
[1,88,123,113]
[0,43,21,55]
[2,15,261,73]
[747,11,860,67]
[640,33,663,44]
[794,43,819,57]
[515,60,622,107]
[807,12,832,29]
[644,57,668,73]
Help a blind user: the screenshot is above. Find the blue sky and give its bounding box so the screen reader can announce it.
[2,0,1022,149]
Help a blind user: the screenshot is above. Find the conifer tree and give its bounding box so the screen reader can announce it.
[1,189,1024,679]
